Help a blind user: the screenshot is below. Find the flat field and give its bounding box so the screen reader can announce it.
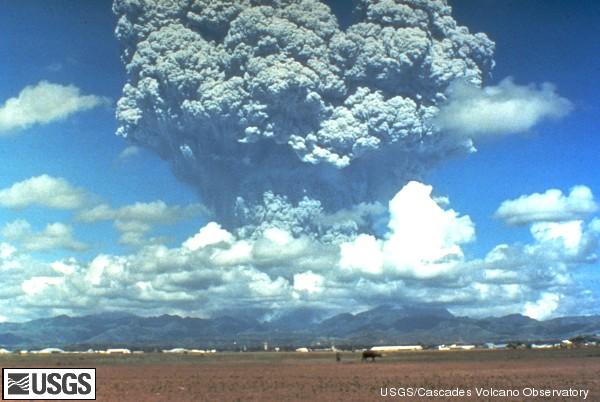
[2,348,600,401]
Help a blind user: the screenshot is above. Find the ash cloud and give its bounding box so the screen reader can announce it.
[113,0,495,230]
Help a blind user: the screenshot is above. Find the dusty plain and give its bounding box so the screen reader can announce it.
[1,348,600,401]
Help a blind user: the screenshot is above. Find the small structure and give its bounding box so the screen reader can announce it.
[531,343,556,349]
[106,348,131,354]
[162,348,189,354]
[371,345,423,352]
[295,347,309,353]
[485,343,508,349]
[33,348,65,354]
[0,348,11,354]
[449,344,475,350]
[561,340,573,349]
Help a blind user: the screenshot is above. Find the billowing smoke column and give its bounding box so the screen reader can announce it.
[113,0,494,232]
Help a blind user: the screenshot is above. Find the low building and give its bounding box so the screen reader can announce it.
[0,348,11,354]
[106,348,131,354]
[485,343,508,349]
[162,348,189,354]
[561,340,573,349]
[531,343,556,349]
[295,347,309,353]
[371,345,423,352]
[33,348,65,354]
[449,344,476,350]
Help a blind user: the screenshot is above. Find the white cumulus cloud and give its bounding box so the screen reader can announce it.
[1,220,87,252]
[339,234,384,275]
[22,276,65,296]
[78,200,206,247]
[0,181,598,321]
[182,222,234,251]
[530,221,584,252]
[523,292,561,320]
[340,181,475,279]
[0,81,109,134]
[0,175,88,210]
[293,271,324,294]
[436,77,572,137]
[78,200,205,224]
[495,185,597,225]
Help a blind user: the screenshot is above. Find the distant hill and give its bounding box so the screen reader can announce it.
[1,306,599,350]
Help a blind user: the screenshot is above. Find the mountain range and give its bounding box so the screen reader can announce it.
[1,305,600,350]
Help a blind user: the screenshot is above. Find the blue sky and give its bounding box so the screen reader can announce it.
[0,0,200,259]
[0,0,598,322]
[432,0,600,252]
[433,0,600,298]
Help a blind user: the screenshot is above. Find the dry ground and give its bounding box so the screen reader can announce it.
[1,348,600,401]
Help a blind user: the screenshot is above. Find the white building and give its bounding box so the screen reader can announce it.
[32,348,65,354]
[162,348,189,354]
[531,344,556,349]
[561,340,574,348]
[449,344,476,350]
[106,348,131,354]
[371,345,423,352]
[485,343,508,349]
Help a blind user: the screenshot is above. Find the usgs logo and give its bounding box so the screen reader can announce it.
[2,368,96,400]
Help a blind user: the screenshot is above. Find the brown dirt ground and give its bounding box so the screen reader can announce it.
[1,348,600,401]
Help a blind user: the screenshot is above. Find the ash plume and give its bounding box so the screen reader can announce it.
[113,0,494,231]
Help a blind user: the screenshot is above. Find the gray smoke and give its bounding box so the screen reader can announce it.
[113,0,494,230]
